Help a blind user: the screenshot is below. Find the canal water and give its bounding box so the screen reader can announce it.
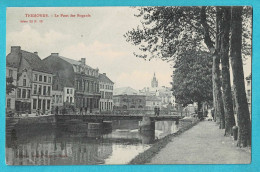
[6,120,179,165]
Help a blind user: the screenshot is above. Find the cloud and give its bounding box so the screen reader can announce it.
[60,41,127,67]
[6,25,72,57]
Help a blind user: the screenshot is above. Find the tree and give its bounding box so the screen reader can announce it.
[6,76,16,95]
[172,50,213,113]
[230,6,251,147]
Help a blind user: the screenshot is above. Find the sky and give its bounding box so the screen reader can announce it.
[6,7,251,90]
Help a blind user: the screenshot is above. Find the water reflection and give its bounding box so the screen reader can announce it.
[6,120,179,165]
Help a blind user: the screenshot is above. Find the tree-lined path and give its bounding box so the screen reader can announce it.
[148,121,251,164]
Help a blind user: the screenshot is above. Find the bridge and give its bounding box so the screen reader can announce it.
[55,114,183,122]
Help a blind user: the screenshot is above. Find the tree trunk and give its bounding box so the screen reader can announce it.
[197,101,203,119]
[200,7,225,128]
[220,7,236,136]
[230,6,251,147]
[213,54,225,129]
[214,7,225,129]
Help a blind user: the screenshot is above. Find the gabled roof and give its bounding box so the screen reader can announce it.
[113,87,139,95]
[6,52,20,68]
[6,48,52,74]
[43,55,75,88]
[59,56,92,69]
[99,73,114,84]
[20,50,52,74]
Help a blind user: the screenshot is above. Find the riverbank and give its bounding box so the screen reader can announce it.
[129,117,199,164]
[130,120,251,164]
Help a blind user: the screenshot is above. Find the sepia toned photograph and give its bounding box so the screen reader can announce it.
[5,6,251,165]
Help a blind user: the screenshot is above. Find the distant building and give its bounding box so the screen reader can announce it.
[145,95,161,110]
[246,73,251,114]
[43,53,100,113]
[99,73,114,112]
[6,46,53,114]
[113,87,146,110]
[139,73,177,109]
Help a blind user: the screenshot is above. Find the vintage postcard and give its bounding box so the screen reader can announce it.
[5,6,251,165]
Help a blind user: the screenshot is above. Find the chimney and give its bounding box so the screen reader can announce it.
[51,53,59,56]
[11,46,21,54]
[34,52,38,55]
[103,73,106,76]
[81,58,86,65]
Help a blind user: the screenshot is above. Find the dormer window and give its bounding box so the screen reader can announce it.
[23,79,26,86]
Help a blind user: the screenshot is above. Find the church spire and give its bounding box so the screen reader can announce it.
[151,72,158,88]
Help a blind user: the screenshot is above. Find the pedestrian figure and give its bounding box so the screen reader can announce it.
[211,108,215,119]
[36,109,39,116]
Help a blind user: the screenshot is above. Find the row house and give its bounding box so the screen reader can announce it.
[98,73,114,112]
[43,53,100,113]
[6,46,53,114]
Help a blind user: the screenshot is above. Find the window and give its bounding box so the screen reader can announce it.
[247,80,250,86]
[91,82,94,92]
[44,76,47,82]
[70,89,72,94]
[87,81,89,92]
[27,90,31,98]
[56,95,59,103]
[22,89,26,98]
[34,74,38,81]
[47,100,50,110]
[39,75,42,82]
[52,95,55,103]
[23,79,26,86]
[66,96,69,102]
[59,95,62,103]
[33,99,37,109]
[70,97,72,103]
[47,86,51,96]
[7,99,11,108]
[43,86,46,95]
[17,88,21,98]
[38,85,42,95]
[9,69,13,77]
[67,88,69,94]
[38,99,41,109]
[33,84,37,94]
[48,77,51,83]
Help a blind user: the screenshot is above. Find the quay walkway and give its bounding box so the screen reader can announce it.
[148,121,251,164]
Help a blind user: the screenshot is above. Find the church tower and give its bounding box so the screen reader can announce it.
[151,72,158,88]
